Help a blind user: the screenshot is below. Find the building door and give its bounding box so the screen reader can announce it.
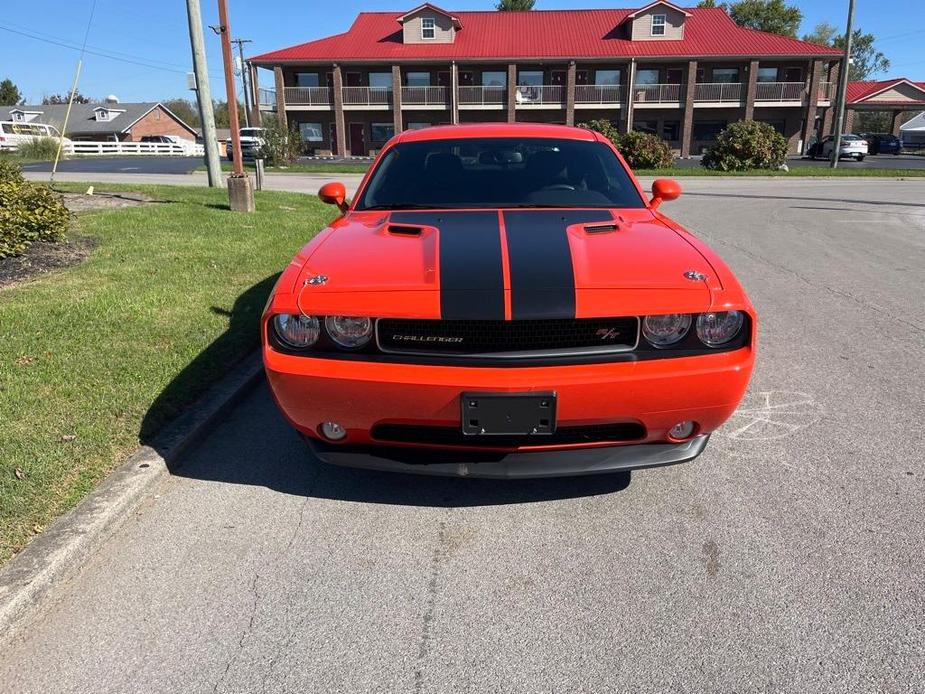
[576,70,589,85]
[551,70,567,86]
[458,71,474,86]
[666,68,684,84]
[783,67,803,83]
[330,123,338,155]
[349,123,365,156]
[437,71,451,88]
[346,72,362,87]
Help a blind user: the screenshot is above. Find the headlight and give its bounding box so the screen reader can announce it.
[696,311,744,347]
[273,314,320,348]
[324,316,373,349]
[642,314,691,347]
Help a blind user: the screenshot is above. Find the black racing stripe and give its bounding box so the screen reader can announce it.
[390,211,504,320]
[503,210,614,320]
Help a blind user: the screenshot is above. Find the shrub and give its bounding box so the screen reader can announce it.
[578,120,675,170]
[17,136,62,161]
[0,162,70,259]
[618,130,675,169]
[258,118,303,166]
[701,120,789,171]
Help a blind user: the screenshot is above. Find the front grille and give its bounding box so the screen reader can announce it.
[371,422,646,448]
[376,317,639,358]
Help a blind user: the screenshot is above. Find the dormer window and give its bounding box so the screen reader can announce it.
[97,110,110,121]
[651,14,666,36]
[421,17,436,40]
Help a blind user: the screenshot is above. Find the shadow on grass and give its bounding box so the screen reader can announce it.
[143,275,633,507]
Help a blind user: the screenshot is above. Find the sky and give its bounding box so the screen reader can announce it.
[1,0,923,105]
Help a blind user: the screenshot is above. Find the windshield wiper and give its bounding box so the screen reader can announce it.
[361,203,445,210]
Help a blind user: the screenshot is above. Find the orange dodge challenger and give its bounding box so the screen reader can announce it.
[262,123,755,478]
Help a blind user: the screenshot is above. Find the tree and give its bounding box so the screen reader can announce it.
[162,98,201,129]
[212,100,246,129]
[835,30,890,80]
[727,0,802,37]
[801,24,890,80]
[496,0,535,10]
[0,79,23,106]
[697,0,721,7]
[42,92,94,105]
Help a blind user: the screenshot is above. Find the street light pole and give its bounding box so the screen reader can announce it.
[216,0,255,211]
[185,0,221,187]
[830,0,856,169]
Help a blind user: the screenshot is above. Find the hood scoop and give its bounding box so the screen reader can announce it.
[583,222,620,234]
[386,224,424,237]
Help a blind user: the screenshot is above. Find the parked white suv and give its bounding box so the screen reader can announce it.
[227,127,266,161]
[0,121,71,151]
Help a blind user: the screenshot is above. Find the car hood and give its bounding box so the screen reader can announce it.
[293,209,715,319]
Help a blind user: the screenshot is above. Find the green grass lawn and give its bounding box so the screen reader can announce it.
[0,184,334,563]
[635,166,925,177]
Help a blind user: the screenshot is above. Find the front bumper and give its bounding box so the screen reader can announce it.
[307,434,710,478]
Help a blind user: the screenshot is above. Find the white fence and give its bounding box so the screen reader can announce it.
[65,141,204,157]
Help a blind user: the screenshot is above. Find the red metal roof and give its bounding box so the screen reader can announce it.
[251,7,842,63]
[846,78,925,104]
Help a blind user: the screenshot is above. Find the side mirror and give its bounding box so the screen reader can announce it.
[319,181,348,212]
[650,178,681,210]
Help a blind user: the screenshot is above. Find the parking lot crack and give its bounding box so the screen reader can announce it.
[412,517,449,694]
[212,570,261,694]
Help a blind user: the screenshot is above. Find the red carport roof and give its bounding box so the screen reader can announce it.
[847,78,925,104]
[251,7,842,63]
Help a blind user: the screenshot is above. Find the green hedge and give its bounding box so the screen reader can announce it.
[0,161,70,259]
[578,120,675,170]
[702,120,789,171]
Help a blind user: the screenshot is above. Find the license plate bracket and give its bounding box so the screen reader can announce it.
[461,392,556,436]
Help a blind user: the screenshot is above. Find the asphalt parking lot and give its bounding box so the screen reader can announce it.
[1,178,923,693]
[19,156,202,175]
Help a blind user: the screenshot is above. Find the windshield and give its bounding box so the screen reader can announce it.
[354,137,645,210]
[240,128,264,137]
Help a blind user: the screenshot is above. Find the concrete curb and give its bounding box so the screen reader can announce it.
[0,351,265,644]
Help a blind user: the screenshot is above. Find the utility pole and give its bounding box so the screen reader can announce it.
[231,38,253,127]
[216,0,255,211]
[830,0,855,169]
[185,0,222,187]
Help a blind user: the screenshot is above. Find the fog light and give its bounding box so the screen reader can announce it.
[320,421,347,441]
[669,420,696,440]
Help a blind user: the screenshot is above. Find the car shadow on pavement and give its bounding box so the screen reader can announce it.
[171,383,633,508]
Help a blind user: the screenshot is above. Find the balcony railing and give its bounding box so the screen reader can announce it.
[575,84,622,105]
[755,81,804,102]
[695,82,743,103]
[342,86,392,107]
[401,86,447,107]
[818,81,835,101]
[284,86,331,107]
[258,88,276,106]
[633,83,683,104]
[458,85,507,106]
[514,85,564,106]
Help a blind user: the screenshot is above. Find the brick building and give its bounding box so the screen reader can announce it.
[248,1,843,157]
[1,100,197,142]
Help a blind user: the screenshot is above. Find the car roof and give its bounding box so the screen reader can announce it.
[395,122,600,144]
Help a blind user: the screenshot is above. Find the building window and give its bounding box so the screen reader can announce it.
[481,71,507,87]
[634,120,658,135]
[651,14,666,36]
[405,72,430,87]
[421,17,436,40]
[407,122,430,130]
[96,110,109,121]
[635,69,660,85]
[662,121,681,141]
[712,68,740,84]
[518,70,544,87]
[299,122,324,142]
[371,123,395,142]
[757,67,778,83]
[693,120,727,142]
[296,72,320,87]
[368,72,393,90]
[595,70,621,85]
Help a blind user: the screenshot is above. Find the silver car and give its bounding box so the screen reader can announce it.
[813,134,868,162]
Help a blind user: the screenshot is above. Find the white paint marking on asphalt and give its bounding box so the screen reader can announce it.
[119,167,141,171]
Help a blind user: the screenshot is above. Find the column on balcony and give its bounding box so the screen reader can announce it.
[621,59,636,134]
[274,67,287,130]
[332,65,347,157]
[744,60,759,120]
[802,59,823,153]
[844,109,855,132]
[392,65,403,134]
[680,60,697,157]
[565,61,577,127]
[450,62,459,125]
[507,64,517,123]
[249,64,262,126]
